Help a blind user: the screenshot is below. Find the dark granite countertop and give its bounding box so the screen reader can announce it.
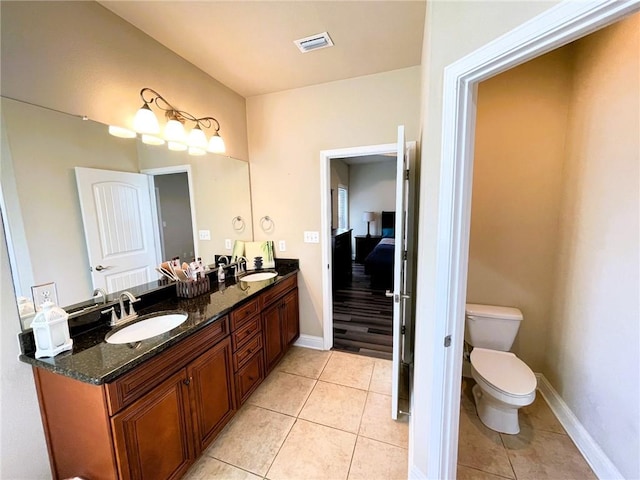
[19,261,299,385]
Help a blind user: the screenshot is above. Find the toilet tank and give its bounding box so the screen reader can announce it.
[465,303,523,351]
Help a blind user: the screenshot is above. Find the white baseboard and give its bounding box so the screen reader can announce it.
[535,373,623,480]
[293,334,324,350]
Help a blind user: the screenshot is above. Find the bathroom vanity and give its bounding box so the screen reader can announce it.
[20,265,299,480]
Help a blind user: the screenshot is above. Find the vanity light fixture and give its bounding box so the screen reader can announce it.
[108,87,226,155]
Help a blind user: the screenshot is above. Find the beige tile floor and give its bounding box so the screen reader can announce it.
[184,348,595,480]
[184,347,409,480]
[457,378,597,480]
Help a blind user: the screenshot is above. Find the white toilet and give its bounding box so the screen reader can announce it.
[465,303,537,434]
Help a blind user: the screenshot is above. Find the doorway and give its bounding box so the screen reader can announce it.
[142,165,198,266]
[330,154,397,360]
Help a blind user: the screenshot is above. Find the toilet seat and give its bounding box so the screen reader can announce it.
[470,348,536,398]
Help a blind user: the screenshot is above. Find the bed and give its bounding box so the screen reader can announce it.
[364,211,396,289]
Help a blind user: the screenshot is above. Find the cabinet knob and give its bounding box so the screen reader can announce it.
[184,377,192,386]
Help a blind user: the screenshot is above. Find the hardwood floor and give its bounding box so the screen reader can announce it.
[332,262,393,360]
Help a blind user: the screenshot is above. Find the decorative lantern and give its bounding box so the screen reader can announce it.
[31,297,73,359]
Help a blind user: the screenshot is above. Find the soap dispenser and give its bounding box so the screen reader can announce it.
[217,264,226,283]
[31,294,73,358]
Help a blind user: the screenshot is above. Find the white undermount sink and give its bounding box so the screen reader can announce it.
[240,272,278,282]
[105,313,188,344]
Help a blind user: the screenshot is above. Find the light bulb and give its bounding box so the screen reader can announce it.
[207,132,226,154]
[187,125,208,150]
[133,103,160,134]
[164,118,186,143]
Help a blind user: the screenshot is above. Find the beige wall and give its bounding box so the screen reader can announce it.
[546,14,639,479]
[349,161,397,238]
[467,47,573,371]
[0,221,49,479]
[247,66,421,337]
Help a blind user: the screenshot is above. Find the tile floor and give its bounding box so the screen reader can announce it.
[457,378,597,480]
[184,347,409,480]
[184,347,595,480]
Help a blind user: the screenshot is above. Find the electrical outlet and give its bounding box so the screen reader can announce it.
[303,231,320,243]
[278,240,286,252]
[198,230,211,240]
[224,239,232,249]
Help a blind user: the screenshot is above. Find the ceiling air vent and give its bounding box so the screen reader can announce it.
[294,32,334,53]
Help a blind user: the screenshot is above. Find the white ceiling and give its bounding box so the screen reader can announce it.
[99,1,426,98]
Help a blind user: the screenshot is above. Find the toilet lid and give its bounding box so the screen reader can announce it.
[470,348,536,396]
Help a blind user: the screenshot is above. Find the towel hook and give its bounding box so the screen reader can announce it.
[232,216,245,232]
[260,215,274,233]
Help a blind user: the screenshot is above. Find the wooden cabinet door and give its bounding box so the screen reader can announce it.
[111,370,193,480]
[235,351,264,405]
[283,289,300,346]
[187,337,236,454]
[262,302,284,373]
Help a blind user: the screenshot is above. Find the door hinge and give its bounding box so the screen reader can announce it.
[404,169,410,180]
[403,250,407,261]
[444,335,452,347]
[401,325,406,335]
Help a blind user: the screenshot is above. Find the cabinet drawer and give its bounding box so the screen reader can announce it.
[231,298,259,330]
[259,275,297,308]
[233,334,262,372]
[235,352,264,405]
[231,315,261,351]
[105,316,229,415]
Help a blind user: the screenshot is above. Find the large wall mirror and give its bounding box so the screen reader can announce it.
[1,97,254,330]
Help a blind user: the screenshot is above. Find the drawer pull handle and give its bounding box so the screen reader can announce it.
[247,349,253,354]
[248,376,255,381]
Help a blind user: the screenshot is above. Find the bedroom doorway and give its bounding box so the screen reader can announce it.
[320,127,417,418]
[330,154,397,360]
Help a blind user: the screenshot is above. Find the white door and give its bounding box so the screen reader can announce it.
[390,125,409,420]
[75,167,158,293]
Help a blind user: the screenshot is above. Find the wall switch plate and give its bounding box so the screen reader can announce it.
[278,240,286,252]
[224,239,232,249]
[303,231,320,243]
[198,230,211,240]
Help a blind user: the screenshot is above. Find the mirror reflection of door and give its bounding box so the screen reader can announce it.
[75,167,159,294]
[152,173,195,262]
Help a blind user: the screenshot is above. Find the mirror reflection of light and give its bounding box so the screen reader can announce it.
[108,125,136,138]
[141,134,165,146]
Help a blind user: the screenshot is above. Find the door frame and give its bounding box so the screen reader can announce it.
[319,141,416,351]
[141,165,199,265]
[413,1,639,478]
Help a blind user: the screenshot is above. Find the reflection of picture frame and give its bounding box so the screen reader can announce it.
[31,282,58,311]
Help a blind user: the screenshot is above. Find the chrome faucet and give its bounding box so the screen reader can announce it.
[93,288,108,305]
[103,291,139,327]
[217,255,229,266]
[236,256,247,277]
